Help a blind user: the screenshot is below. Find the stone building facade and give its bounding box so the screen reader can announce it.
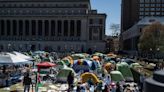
[0,0,106,52]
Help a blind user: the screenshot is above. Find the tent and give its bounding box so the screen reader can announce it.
[62,56,74,66]
[71,54,86,60]
[116,62,133,81]
[56,67,76,83]
[80,72,100,84]
[0,53,32,64]
[130,63,142,68]
[110,71,125,82]
[72,59,92,73]
[104,63,113,73]
[13,51,34,61]
[56,60,66,69]
[92,56,100,61]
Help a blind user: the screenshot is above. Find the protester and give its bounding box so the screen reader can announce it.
[67,71,74,91]
[139,73,146,92]
[23,73,32,92]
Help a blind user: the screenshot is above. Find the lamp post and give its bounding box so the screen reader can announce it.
[157,48,160,62]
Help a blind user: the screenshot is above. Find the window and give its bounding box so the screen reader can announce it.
[140,12,144,15]
[89,19,93,24]
[77,20,81,36]
[140,4,144,7]
[140,8,144,11]
[99,19,103,24]
[38,20,42,36]
[151,8,155,11]
[89,28,92,40]
[0,20,5,35]
[140,0,144,3]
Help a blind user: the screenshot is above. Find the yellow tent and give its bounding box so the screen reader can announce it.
[80,72,100,84]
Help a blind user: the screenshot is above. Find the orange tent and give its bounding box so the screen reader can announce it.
[104,62,113,73]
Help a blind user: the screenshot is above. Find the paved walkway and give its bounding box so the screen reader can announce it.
[0,83,69,92]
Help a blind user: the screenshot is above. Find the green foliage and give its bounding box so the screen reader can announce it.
[138,22,164,52]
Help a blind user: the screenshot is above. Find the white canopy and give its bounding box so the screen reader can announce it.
[13,51,34,61]
[0,53,32,64]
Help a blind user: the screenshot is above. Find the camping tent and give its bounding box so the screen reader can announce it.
[110,71,125,82]
[0,53,32,64]
[116,62,133,81]
[56,67,76,83]
[72,59,92,73]
[80,72,100,84]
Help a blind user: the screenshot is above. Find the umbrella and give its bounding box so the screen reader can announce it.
[110,71,125,82]
[36,62,56,68]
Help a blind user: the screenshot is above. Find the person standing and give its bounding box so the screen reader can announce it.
[67,72,74,91]
[23,73,32,92]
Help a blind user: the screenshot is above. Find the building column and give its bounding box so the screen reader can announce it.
[42,20,45,37]
[29,20,32,36]
[36,20,38,37]
[61,20,64,37]
[9,20,12,37]
[49,20,51,37]
[22,20,25,36]
[55,20,58,38]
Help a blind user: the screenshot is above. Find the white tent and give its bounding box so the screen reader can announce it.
[13,51,34,61]
[0,53,32,64]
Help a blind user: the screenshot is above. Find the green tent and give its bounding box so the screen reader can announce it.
[71,54,86,60]
[110,71,125,82]
[56,61,66,69]
[116,62,133,81]
[56,67,76,83]
[130,63,142,68]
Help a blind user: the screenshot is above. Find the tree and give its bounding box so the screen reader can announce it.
[138,22,164,52]
[110,23,120,37]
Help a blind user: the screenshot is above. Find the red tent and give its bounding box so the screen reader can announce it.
[36,62,56,68]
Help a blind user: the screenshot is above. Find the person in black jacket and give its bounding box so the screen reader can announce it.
[67,72,74,91]
[23,73,32,92]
